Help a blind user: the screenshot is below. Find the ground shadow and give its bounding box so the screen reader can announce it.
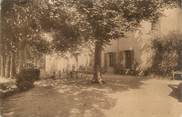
[2,75,145,117]
[61,74,145,93]
[168,84,182,102]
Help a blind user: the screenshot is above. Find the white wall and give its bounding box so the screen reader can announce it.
[103,7,182,70]
[45,50,92,74]
[160,8,182,35]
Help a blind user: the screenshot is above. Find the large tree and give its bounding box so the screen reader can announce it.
[1,0,178,82]
[1,0,50,77]
[41,0,178,83]
[36,0,88,53]
[80,0,180,83]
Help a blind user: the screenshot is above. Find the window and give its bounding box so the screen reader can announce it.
[124,50,134,69]
[108,52,116,67]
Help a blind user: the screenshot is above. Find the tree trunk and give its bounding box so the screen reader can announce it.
[1,38,6,77]
[11,52,16,78]
[20,50,24,70]
[92,41,104,84]
[2,55,6,77]
[19,47,26,71]
[7,54,11,78]
[19,42,26,71]
[16,48,21,73]
[0,30,2,76]
[0,55,2,76]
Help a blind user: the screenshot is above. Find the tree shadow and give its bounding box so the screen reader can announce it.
[2,75,145,117]
[51,75,144,117]
[61,75,145,93]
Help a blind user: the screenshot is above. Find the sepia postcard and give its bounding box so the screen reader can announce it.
[0,0,182,117]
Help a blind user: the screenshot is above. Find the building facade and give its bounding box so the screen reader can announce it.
[102,6,182,73]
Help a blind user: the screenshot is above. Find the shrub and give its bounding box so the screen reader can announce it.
[16,68,40,91]
[114,64,138,75]
[114,64,124,74]
[151,32,182,75]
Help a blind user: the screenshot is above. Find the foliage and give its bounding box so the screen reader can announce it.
[1,0,179,81]
[36,0,177,53]
[75,0,177,45]
[2,0,178,54]
[36,0,87,53]
[114,64,138,75]
[16,66,40,90]
[151,32,182,75]
[1,0,50,55]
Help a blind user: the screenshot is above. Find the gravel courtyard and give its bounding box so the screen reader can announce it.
[1,75,182,117]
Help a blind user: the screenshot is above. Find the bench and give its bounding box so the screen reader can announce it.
[172,71,182,80]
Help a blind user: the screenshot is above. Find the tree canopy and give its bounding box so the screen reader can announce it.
[1,0,50,55]
[35,0,179,49]
[1,0,179,53]
[1,0,179,81]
